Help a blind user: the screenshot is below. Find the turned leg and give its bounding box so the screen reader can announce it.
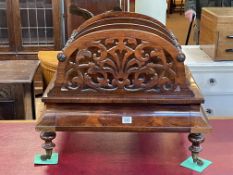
[40,131,56,160]
[188,133,205,166]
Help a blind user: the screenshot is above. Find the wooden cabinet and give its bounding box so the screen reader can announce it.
[0,60,39,120]
[0,0,62,60]
[200,7,233,61]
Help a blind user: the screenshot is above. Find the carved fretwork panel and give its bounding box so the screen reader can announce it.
[61,37,180,93]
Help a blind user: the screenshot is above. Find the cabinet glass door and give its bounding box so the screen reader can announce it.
[0,0,9,47]
[19,0,54,46]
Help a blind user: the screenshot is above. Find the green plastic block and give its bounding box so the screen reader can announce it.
[34,152,59,165]
[180,156,212,173]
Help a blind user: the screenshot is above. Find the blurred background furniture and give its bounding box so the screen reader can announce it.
[0,60,39,120]
[184,45,233,117]
[38,51,59,88]
[64,0,121,38]
[168,0,184,15]
[0,0,62,60]
[200,7,233,61]
[0,0,62,96]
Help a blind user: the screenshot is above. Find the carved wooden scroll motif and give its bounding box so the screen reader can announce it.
[37,12,211,166]
[64,38,177,93]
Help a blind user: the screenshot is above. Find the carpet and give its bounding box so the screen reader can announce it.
[0,120,233,175]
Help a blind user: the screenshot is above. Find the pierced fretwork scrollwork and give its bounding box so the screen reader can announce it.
[62,37,179,93]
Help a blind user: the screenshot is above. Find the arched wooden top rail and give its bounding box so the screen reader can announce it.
[77,11,166,32]
[64,12,182,55]
[72,24,175,47]
[76,17,171,39]
[64,30,180,59]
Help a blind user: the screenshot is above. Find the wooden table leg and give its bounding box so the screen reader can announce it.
[188,133,205,166]
[40,131,56,160]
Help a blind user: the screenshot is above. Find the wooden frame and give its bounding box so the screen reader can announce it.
[0,0,14,52]
[0,0,62,59]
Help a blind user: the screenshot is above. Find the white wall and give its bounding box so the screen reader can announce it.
[135,0,167,25]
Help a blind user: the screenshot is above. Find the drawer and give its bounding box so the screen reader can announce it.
[216,42,233,60]
[218,30,233,43]
[191,71,233,94]
[202,94,233,117]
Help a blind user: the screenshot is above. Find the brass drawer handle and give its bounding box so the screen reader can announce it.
[225,48,233,52]
[226,35,233,39]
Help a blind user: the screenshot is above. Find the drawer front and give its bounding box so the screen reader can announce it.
[216,42,233,60]
[202,94,233,117]
[218,30,233,43]
[191,71,233,94]
[216,30,233,60]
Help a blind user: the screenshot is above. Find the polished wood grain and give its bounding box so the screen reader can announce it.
[37,11,211,165]
[0,60,39,83]
[36,103,211,133]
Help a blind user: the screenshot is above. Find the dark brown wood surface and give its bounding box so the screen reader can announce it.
[38,11,207,126]
[36,102,211,133]
[0,60,39,83]
[0,60,39,120]
[64,0,120,37]
[76,11,166,32]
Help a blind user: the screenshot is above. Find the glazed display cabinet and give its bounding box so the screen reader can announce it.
[0,0,62,60]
